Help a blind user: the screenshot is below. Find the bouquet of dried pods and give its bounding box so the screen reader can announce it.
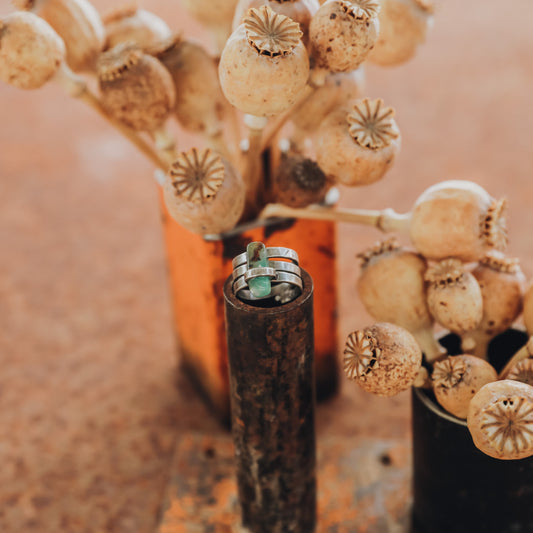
[0,0,435,237]
[343,179,533,461]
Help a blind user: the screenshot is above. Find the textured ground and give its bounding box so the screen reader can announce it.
[1,0,533,531]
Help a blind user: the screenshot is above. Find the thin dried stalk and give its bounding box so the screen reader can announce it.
[260,203,411,233]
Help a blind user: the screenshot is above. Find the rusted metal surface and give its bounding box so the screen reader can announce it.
[224,270,316,532]
[160,201,338,422]
[157,433,411,533]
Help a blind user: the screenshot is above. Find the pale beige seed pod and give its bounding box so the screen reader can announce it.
[219,6,309,117]
[463,252,525,359]
[271,153,328,207]
[316,98,400,186]
[103,5,172,50]
[291,68,365,139]
[467,380,533,460]
[0,11,65,90]
[368,0,433,67]
[425,258,483,336]
[357,239,445,362]
[163,148,245,235]
[148,36,225,137]
[97,44,175,132]
[232,0,319,47]
[309,0,380,72]
[432,355,497,419]
[15,0,105,72]
[522,281,533,335]
[507,359,533,387]
[344,322,422,397]
[180,0,240,51]
[409,180,508,262]
[499,337,533,379]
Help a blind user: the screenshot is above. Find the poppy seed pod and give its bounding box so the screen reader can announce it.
[467,380,533,460]
[344,322,422,397]
[408,180,508,262]
[103,5,172,50]
[309,0,380,72]
[271,153,328,207]
[316,98,400,186]
[462,252,525,359]
[522,281,533,335]
[507,359,533,387]
[357,239,445,362]
[0,11,65,90]
[425,258,483,336]
[291,67,365,141]
[232,0,319,47]
[432,355,497,419]
[219,5,309,117]
[97,43,176,132]
[149,36,226,136]
[163,148,245,235]
[16,0,105,72]
[368,0,433,67]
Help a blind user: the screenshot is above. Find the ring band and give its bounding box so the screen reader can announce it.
[232,247,299,269]
[231,246,303,303]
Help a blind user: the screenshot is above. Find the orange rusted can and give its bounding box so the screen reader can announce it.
[160,193,339,422]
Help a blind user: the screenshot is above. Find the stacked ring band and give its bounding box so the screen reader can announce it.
[232,246,303,303]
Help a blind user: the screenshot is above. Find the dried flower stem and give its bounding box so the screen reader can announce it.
[243,114,268,216]
[260,67,328,152]
[260,203,411,233]
[52,63,168,171]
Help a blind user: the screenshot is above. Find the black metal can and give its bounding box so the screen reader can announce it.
[223,268,316,533]
[412,328,533,533]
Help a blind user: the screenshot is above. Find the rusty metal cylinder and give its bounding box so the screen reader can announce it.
[223,268,316,533]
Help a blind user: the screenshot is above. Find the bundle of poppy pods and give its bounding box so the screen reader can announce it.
[343,179,533,461]
[0,0,434,235]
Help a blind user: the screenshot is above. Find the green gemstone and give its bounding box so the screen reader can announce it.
[247,241,271,298]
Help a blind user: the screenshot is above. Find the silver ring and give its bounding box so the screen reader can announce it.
[233,271,303,296]
[231,245,303,303]
[231,247,299,269]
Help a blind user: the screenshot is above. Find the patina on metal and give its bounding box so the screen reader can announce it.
[223,267,316,533]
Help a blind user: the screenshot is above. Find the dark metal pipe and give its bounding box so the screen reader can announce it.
[412,329,533,533]
[223,268,316,533]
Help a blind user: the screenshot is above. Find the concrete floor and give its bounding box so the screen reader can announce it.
[1,0,533,531]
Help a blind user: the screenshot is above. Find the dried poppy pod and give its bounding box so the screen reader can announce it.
[232,0,319,47]
[507,359,533,387]
[462,252,525,358]
[522,281,533,335]
[148,36,225,138]
[291,67,365,143]
[0,11,65,90]
[97,43,175,132]
[219,5,309,117]
[409,180,508,262]
[368,0,434,67]
[344,322,422,397]
[357,239,445,362]
[467,380,533,460]
[316,98,400,186]
[15,0,105,72]
[163,148,245,235]
[425,258,483,337]
[180,0,239,51]
[271,153,329,207]
[432,355,497,419]
[309,0,380,72]
[103,5,172,50]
